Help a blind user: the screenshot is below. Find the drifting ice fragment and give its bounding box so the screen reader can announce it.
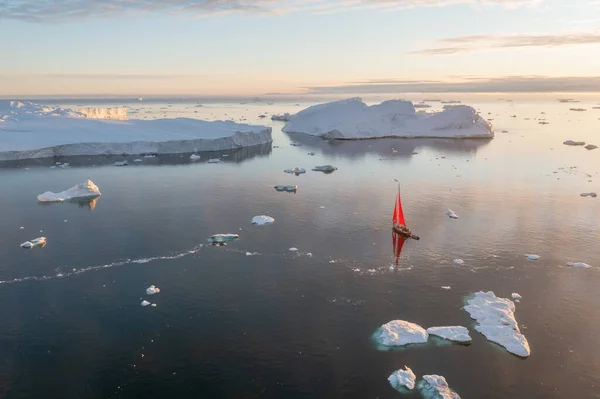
[512,293,522,300]
[388,366,416,391]
[375,320,428,347]
[141,300,151,307]
[207,158,220,163]
[441,286,451,290]
[271,113,292,122]
[525,254,540,260]
[585,144,598,150]
[312,165,338,173]
[567,262,591,268]
[209,234,239,243]
[426,326,471,343]
[289,247,299,252]
[190,154,202,161]
[252,215,275,225]
[37,180,101,202]
[146,285,160,295]
[446,209,459,219]
[114,161,128,166]
[563,140,586,146]
[453,259,464,265]
[418,375,461,399]
[274,185,298,192]
[134,158,143,162]
[20,237,47,249]
[580,192,597,198]
[284,167,306,174]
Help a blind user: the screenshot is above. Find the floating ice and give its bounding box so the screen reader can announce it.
[141,300,151,307]
[388,366,416,391]
[190,154,202,161]
[426,326,471,343]
[284,167,306,174]
[463,291,530,357]
[207,158,220,163]
[585,144,598,150]
[20,237,47,249]
[441,286,452,290]
[114,161,128,167]
[283,98,492,139]
[252,215,275,225]
[580,192,597,197]
[512,293,522,300]
[446,209,459,219]
[146,285,160,295]
[274,185,298,192]
[418,375,461,399]
[453,259,464,265]
[569,108,586,112]
[59,162,70,168]
[312,165,338,173]
[289,247,299,252]
[134,158,143,162]
[376,320,428,347]
[563,140,586,146]
[271,113,293,122]
[209,234,239,243]
[567,262,591,268]
[37,180,101,202]
[525,254,540,260]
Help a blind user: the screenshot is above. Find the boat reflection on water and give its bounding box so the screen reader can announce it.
[392,231,407,267]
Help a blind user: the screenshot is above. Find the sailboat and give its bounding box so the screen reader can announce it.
[392,185,420,240]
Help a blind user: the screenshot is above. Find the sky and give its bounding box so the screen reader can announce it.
[1,0,599,96]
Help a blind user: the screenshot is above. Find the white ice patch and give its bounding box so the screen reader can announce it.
[376,320,428,347]
[209,234,239,243]
[284,167,306,174]
[426,326,471,343]
[114,161,128,167]
[190,154,202,161]
[251,215,275,225]
[271,113,293,122]
[146,285,160,295]
[567,262,591,268]
[141,300,151,307]
[525,254,540,261]
[20,237,46,249]
[441,286,451,290]
[453,259,464,265]
[312,165,338,172]
[289,247,299,252]
[388,366,416,391]
[418,375,461,399]
[207,158,220,164]
[511,293,522,300]
[446,209,459,219]
[133,158,143,162]
[37,180,101,202]
[463,291,530,357]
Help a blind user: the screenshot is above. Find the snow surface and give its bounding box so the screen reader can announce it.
[446,209,459,219]
[0,101,272,161]
[37,180,101,202]
[388,366,416,391]
[283,98,492,139]
[464,291,530,357]
[418,375,461,399]
[252,215,275,225]
[20,237,46,249]
[376,320,428,347]
[146,285,160,295]
[567,262,591,268]
[525,254,540,260]
[426,326,471,343]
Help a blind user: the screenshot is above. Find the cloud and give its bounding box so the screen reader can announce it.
[307,76,600,93]
[414,31,600,54]
[37,73,208,79]
[0,0,544,23]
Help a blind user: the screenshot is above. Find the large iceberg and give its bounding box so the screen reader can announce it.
[37,180,101,202]
[375,320,428,347]
[463,291,530,357]
[282,98,493,139]
[418,375,461,399]
[0,101,272,161]
[77,107,128,120]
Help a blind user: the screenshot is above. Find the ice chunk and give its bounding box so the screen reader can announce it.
[376,320,428,347]
[284,167,306,174]
[580,192,597,197]
[251,215,275,225]
[289,247,299,251]
[274,185,298,192]
[134,158,143,162]
[418,375,461,399]
[114,161,128,167]
[569,108,586,112]
[525,254,540,260]
[563,140,586,146]
[207,158,220,163]
[453,259,464,265]
[146,285,160,295]
[209,234,239,243]
[190,154,202,161]
[20,237,47,249]
[282,98,493,139]
[426,326,471,343]
[388,366,416,391]
[446,209,459,219]
[441,286,451,290]
[463,291,530,357]
[585,144,598,150]
[141,300,151,307]
[271,113,293,122]
[59,163,70,168]
[312,165,338,173]
[37,180,101,202]
[567,262,591,268]
[511,293,522,300]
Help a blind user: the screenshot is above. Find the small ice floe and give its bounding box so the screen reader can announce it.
[426,326,471,343]
[271,113,292,122]
[375,320,428,347]
[252,215,275,225]
[144,154,156,158]
[289,247,299,252]
[569,108,586,112]
[274,185,298,192]
[190,154,202,161]
[525,254,540,260]
[312,165,337,173]
[290,142,302,146]
[207,158,220,163]
[133,158,143,162]
[441,286,451,290]
[388,366,416,392]
[284,167,306,174]
[151,303,157,307]
[114,161,128,166]
[585,144,598,150]
[59,163,70,168]
[567,262,592,268]
[453,259,464,265]
[580,192,597,198]
[512,293,522,300]
[19,226,24,230]
[563,140,586,146]
[209,234,239,243]
[464,291,530,357]
[446,209,459,219]
[245,252,255,256]
[20,237,47,249]
[418,375,461,399]
[146,285,160,295]
[141,300,151,307]
[37,180,101,202]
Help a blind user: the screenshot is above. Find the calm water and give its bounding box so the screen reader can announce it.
[1,98,600,398]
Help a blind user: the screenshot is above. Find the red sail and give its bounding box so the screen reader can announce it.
[392,188,406,227]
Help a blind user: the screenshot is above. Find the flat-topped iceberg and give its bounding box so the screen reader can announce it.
[375,320,428,347]
[463,291,530,357]
[37,180,101,202]
[418,375,461,399]
[388,366,416,391]
[282,98,492,139]
[426,326,471,343]
[209,234,239,243]
[0,101,272,161]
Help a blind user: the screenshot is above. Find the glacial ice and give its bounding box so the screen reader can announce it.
[512,293,522,300]
[388,366,416,391]
[190,154,202,161]
[418,375,461,399]
[146,285,160,295]
[77,107,127,120]
[453,259,464,265]
[20,237,47,249]
[376,320,429,347]
[252,215,275,225]
[282,98,493,139]
[37,180,101,202]
[463,291,530,357]
[141,300,151,307]
[426,326,471,343]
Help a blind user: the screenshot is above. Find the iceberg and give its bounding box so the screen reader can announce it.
[284,167,306,174]
[511,293,522,300]
[453,259,464,265]
[567,262,591,268]
[141,300,151,307]
[146,285,160,295]
[418,375,461,399]
[20,237,47,249]
[312,165,337,173]
[77,107,127,120]
[207,158,220,164]
[190,154,202,161]
[37,180,101,202]
[585,144,598,150]
[446,209,459,219]
[114,161,128,167]
[209,234,239,243]
[525,254,540,261]
[282,98,492,139]
[388,366,416,391]
[251,215,275,225]
[463,291,530,357]
[0,101,272,161]
[271,113,293,122]
[375,320,428,347]
[426,326,471,343]
[580,192,597,198]
[274,185,298,192]
[563,140,586,146]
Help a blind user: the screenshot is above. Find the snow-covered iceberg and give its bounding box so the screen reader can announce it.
[282,98,493,139]
[375,320,429,347]
[418,375,461,399]
[426,326,471,343]
[463,291,530,357]
[252,215,275,225]
[0,101,272,161]
[446,209,459,219]
[37,180,101,202]
[388,366,416,391]
[146,285,160,295]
